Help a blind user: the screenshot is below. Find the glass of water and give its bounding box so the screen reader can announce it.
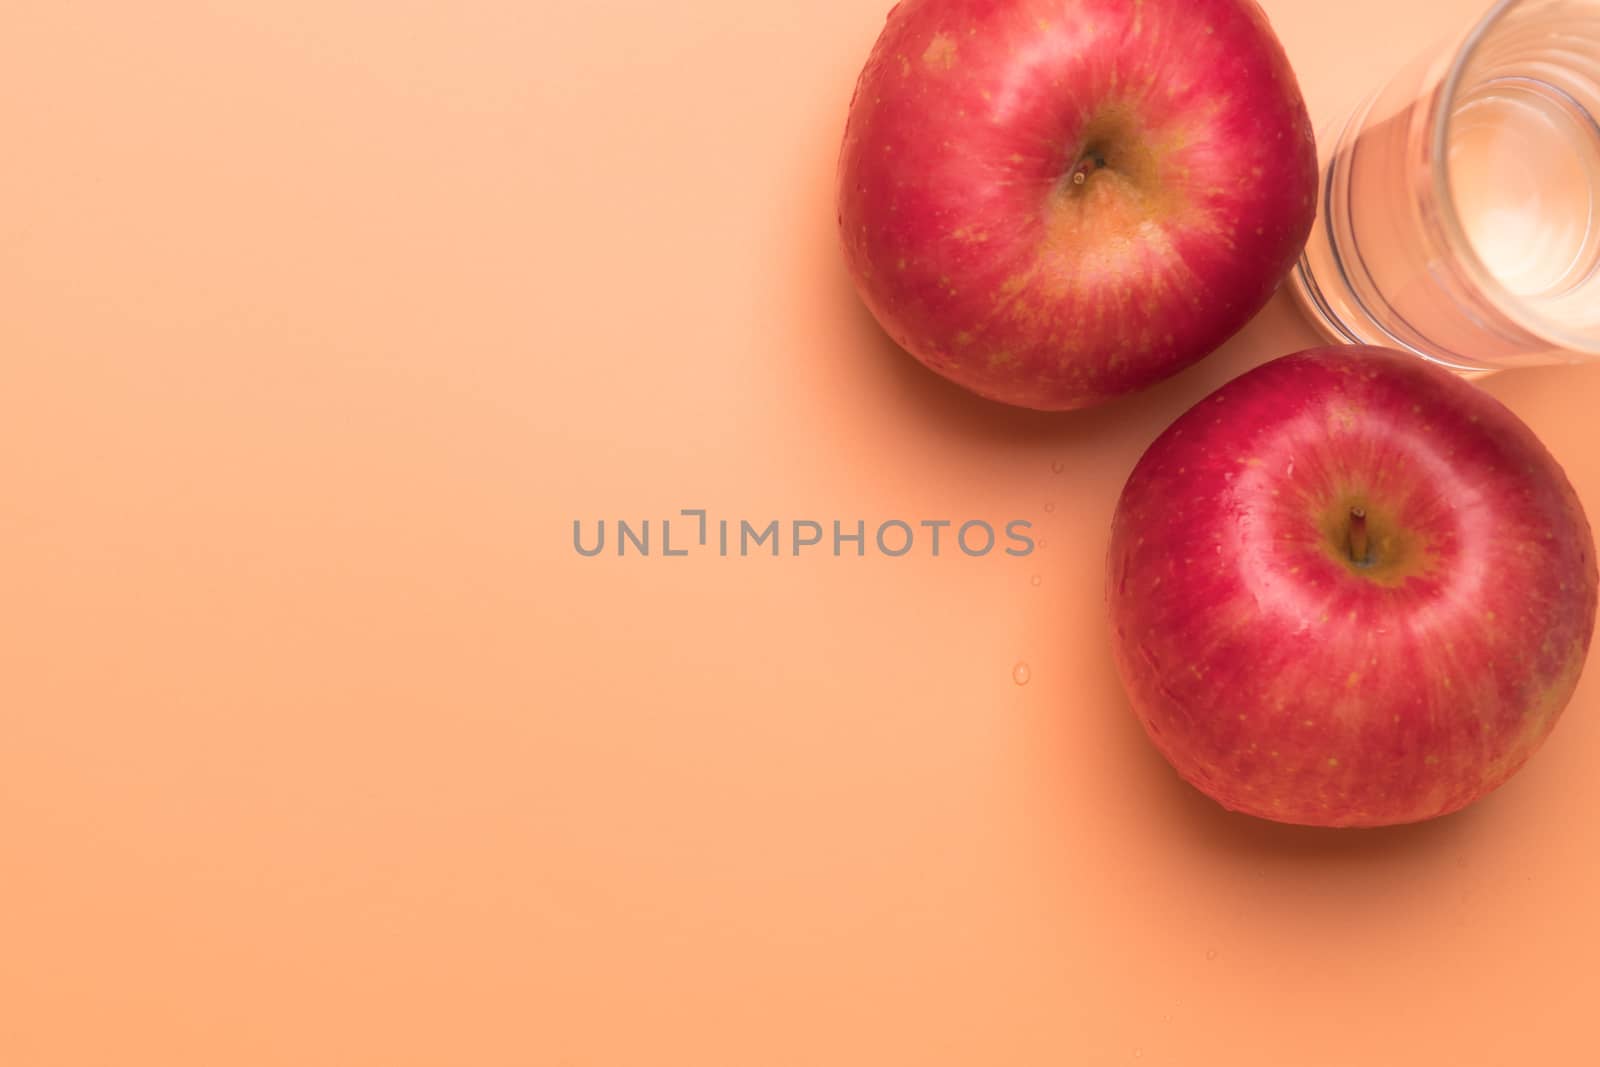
[1291,0,1600,372]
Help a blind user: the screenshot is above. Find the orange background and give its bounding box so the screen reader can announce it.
[3,1,1598,1064]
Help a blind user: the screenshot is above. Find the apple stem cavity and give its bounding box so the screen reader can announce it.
[1348,506,1371,566]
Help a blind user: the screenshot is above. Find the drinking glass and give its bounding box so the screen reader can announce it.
[1291,0,1600,372]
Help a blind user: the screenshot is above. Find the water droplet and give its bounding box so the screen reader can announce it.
[1036,538,1047,549]
[1012,662,1031,686]
[1133,1050,1143,1060]
[1030,575,1042,587]
[1043,502,1055,513]
[1205,948,1217,960]
[1051,460,1065,473]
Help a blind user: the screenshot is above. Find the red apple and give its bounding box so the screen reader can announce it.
[1107,347,1598,827]
[838,0,1317,410]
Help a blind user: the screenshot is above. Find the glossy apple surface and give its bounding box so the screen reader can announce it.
[1107,347,1598,827]
[838,0,1317,410]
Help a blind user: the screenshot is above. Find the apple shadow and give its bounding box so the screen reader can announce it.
[1164,762,1482,865]
[831,261,1329,455]
[1105,675,1484,867]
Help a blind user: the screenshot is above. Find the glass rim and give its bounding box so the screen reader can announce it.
[1430,0,1600,357]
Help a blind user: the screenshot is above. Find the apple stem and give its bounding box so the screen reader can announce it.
[1069,155,1108,188]
[1348,506,1370,565]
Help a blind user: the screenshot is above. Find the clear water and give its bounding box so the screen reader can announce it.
[1449,76,1600,331]
[1292,1,1600,368]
